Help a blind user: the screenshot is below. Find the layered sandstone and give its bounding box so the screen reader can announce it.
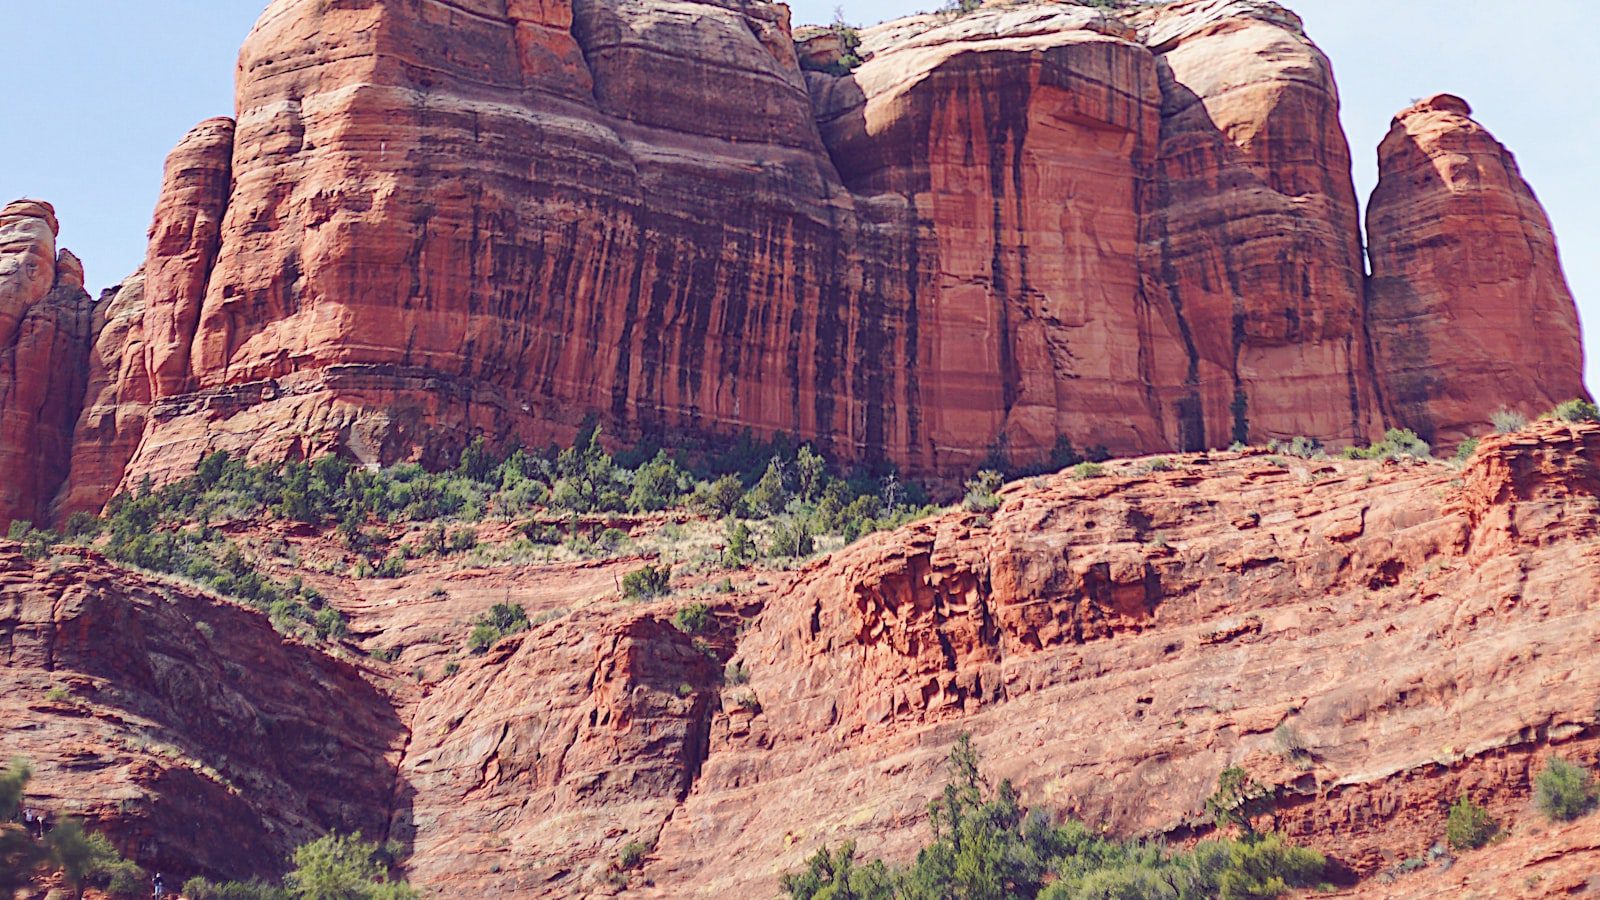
[54,0,1585,505]
[1367,93,1587,450]
[0,545,403,879]
[0,200,93,527]
[10,423,1600,895]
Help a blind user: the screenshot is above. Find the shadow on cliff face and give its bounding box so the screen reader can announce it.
[0,550,411,881]
[1363,274,1438,443]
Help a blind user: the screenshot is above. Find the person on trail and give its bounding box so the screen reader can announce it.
[20,808,33,834]
[152,872,165,898]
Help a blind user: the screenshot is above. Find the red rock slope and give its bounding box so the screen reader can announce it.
[7,421,1600,895]
[46,0,1584,511]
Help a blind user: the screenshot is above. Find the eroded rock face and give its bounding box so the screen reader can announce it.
[0,200,93,527]
[0,545,404,879]
[63,0,1585,500]
[1367,93,1587,450]
[637,421,1600,895]
[9,424,1600,895]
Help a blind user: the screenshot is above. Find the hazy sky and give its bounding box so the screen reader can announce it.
[4,0,1595,389]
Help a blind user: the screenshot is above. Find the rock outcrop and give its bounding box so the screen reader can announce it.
[9,422,1600,894]
[0,544,404,879]
[0,200,93,528]
[1367,93,1587,450]
[48,0,1584,504]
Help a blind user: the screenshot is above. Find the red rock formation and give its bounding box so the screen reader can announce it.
[0,544,404,879]
[60,118,236,518]
[12,421,1600,894]
[0,200,93,527]
[64,0,1582,502]
[635,422,1600,895]
[1138,1,1381,449]
[1367,93,1588,450]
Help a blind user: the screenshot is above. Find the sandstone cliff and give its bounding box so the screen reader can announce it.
[0,200,93,528]
[38,0,1584,513]
[8,422,1600,895]
[1367,93,1587,449]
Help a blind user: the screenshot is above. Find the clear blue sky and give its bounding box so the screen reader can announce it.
[4,0,1594,389]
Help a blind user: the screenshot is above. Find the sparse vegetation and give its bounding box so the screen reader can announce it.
[1535,757,1597,822]
[1491,408,1527,433]
[1454,437,1480,462]
[1548,398,1600,423]
[672,602,712,634]
[467,602,532,652]
[1072,462,1105,480]
[781,739,1323,900]
[1342,428,1431,461]
[1445,795,1497,850]
[623,564,673,600]
[186,832,414,900]
[1273,722,1311,766]
[961,470,1004,514]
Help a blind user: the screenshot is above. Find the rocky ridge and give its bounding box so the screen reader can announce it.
[9,0,1581,518]
[6,420,1600,895]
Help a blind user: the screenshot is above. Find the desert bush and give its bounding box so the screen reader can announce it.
[1535,757,1597,822]
[1445,795,1497,850]
[1072,462,1105,479]
[785,738,1322,900]
[1549,398,1600,423]
[1490,408,1527,433]
[961,470,1004,514]
[1344,428,1431,461]
[467,602,532,653]
[765,518,815,559]
[623,564,673,600]
[672,602,712,634]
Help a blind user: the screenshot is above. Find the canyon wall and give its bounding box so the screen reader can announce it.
[0,200,93,527]
[10,0,1588,518]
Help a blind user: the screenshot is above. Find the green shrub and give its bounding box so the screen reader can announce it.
[1535,757,1597,821]
[623,564,673,601]
[784,738,1322,900]
[744,458,790,519]
[766,519,815,559]
[467,602,531,652]
[184,877,292,900]
[1549,398,1600,423]
[445,527,478,553]
[1491,408,1527,433]
[1445,795,1497,850]
[672,602,712,634]
[0,757,30,820]
[961,470,1004,514]
[1206,766,1275,836]
[629,451,690,512]
[1072,462,1105,480]
[697,474,746,518]
[723,520,756,567]
[1345,428,1431,461]
[285,832,417,899]
[618,841,650,870]
[1454,437,1480,462]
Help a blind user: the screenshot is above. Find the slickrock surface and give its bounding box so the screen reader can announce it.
[0,200,93,527]
[0,545,404,879]
[48,0,1583,506]
[1367,93,1588,452]
[6,422,1600,895]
